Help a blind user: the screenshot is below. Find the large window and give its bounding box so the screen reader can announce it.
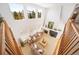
[27,8,36,19]
[27,7,42,19]
[28,11,36,19]
[9,3,24,20]
[37,9,42,18]
[9,3,42,20]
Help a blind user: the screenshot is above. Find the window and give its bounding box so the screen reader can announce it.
[27,7,36,19]
[9,3,24,20]
[37,9,42,18]
[28,10,36,19]
[27,7,42,19]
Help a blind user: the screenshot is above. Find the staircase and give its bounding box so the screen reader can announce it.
[54,14,79,55]
[0,19,23,55]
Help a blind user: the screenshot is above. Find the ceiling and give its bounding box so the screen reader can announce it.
[35,3,76,8]
[35,3,59,8]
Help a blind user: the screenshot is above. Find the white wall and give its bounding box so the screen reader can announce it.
[23,3,45,35]
[45,4,63,30]
[45,3,76,31]
[0,3,26,42]
[0,3,76,42]
[61,3,76,24]
[0,3,45,42]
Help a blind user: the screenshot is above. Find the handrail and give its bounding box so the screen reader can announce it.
[0,22,5,54]
[57,19,79,55]
[0,20,23,55]
[71,22,79,37]
[53,19,68,55]
[53,34,63,55]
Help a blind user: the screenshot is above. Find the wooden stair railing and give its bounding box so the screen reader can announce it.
[0,20,23,55]
[56,19,79,55]
[0,21,5,54]
[53,6,79,55]
[53,34,63,55]
[53,21,67,55]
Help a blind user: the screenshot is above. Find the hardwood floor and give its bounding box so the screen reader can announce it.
[21,33,59,55]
